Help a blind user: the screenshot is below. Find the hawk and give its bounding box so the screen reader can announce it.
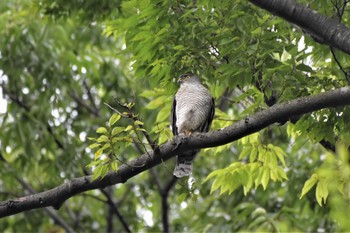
[171,73,215,177]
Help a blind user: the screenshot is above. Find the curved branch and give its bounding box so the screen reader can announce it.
[249,0,350,55]
[1,87,350,218]
[100,189,131,233]
[160,176,177,233]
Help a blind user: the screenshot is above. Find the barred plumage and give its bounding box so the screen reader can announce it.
[171,73,215,177]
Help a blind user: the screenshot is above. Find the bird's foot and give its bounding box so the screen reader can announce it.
[171,134,190,151]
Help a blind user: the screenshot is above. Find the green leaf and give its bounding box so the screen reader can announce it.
[316,179,329,206]
[89,143,100,149]
[253,167,264,188]
[296,64,314,73]
[112,136,133,143]
[156,105,171,122]
[109,113,121,127]
[203,169,221,184]
[86,160,102,168]
[173,45,186,50]
[242,167,254,195]
[101,143,111,151]
[124,125,133,131]
[177,193,188,203]
[112,127,125,136]
[276,166,288,181]
[97,135,109,143]
[99,164,110,179]
[239,146,251,160]
[251,27,261,36]
[96,127,108,134]
[273,146,287,167]
[257,145,266,162]
[95,148,104,159]
[219,180,230,195]
[250,146,258,162]
[134,120,144,126]
[300,174,318,199]
[145,96,164,110]
[269,167,278,181]
[237,168,249,186]
[268,151,278,168]
[281,49,292,62]
[127,102,135,109]
[261,167,270,190]
[91,164,103,181]
[110,160,118,171]
[210,174,225,194]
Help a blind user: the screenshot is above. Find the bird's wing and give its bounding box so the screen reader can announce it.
[170,97,178,135]
[200,97,215,132]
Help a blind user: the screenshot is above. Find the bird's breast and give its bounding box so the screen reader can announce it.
[175,85,212,134]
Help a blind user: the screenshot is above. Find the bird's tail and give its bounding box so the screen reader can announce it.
[173,150,198,178]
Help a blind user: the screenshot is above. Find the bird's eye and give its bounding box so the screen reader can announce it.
[185,75,190,79]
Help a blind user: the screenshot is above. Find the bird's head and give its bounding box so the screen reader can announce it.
[177,73,201,84]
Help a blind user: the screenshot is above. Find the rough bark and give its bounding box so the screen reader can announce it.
[1,86,350,218]
[249,0,350,55]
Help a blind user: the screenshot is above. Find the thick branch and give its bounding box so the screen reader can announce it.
[249,0,350,55]
[1,87,350,217]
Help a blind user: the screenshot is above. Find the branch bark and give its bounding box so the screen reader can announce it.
[160,176,177,233]
[248,0,350,55]
[1,87,350,218]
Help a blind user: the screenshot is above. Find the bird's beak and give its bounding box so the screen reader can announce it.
[177,76,183,84]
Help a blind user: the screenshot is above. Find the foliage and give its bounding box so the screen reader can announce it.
[203,133,288,196]
[300,143,350,206]
[87,104,149,180]
[1,0,350,232]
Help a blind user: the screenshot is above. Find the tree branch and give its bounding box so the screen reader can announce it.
[70,91,100,117]
[160,176,177,233]
[248,0,350,55]
[1,84,66,150]
[15,174,76,232]
[100,189,131,233]
[0,150,75,231]
[83,79,100,116]
[1,86,350,218]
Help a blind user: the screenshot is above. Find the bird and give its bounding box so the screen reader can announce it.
[171,73,215,177]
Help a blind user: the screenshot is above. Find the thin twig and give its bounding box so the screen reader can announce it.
[83,79,100,116]
[81,193,108,203]
[104,102,128,117]
[328,0,350,84]
[114,97,157,150]
[106,188,114,233]
[330,47,350,84]
[13,171,76,232]
[2,84,67,149]
[112,154,145,168]
[100,189,132,233]
[1,84,30,111]
[150,168,163,192]
[70,91,99,117]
